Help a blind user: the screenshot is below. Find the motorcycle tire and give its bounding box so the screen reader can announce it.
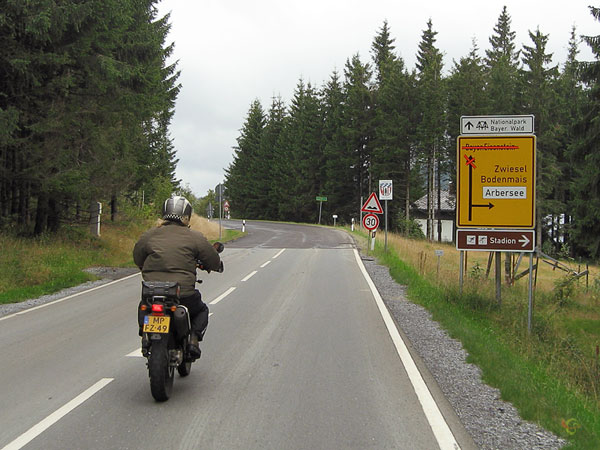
[148,337,174,401]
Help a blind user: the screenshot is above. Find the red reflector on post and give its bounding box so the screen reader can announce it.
[151,304,164,313]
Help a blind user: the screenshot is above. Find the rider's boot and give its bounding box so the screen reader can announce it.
[188,333,201,360]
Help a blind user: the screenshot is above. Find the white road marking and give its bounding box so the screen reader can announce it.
[126,349,143,358]
[241,271,257,282]
[260,260,272,268]
[353,249,460,450]
[0,273,141,322]
[209,287,236,305]
[2,378,114,450]
[272,249,285,259]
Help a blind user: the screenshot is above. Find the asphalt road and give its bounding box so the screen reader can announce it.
[0,221,468,450]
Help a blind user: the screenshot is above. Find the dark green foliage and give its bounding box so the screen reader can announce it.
[520,27,561,246]
[224,99,265,219]
[415,19,446,241]
[485,6,521,114]
[0,0,179,233]
[569,7,600,258]
[223,10,600,258]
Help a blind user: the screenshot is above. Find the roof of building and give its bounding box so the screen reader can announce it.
[412,189,456,212]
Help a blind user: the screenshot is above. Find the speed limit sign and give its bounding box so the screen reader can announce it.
[362,213,379,231]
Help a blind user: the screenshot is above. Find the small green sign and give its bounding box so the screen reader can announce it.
[316,196,327,202]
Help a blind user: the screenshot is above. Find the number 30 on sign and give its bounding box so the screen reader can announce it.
[363,213,379,231]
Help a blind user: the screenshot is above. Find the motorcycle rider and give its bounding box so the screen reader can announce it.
[133,195,222,359]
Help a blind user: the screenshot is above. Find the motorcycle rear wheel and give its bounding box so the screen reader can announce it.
[148,338,174,401]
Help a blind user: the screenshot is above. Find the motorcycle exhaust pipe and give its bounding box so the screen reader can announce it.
[173,305,191,339]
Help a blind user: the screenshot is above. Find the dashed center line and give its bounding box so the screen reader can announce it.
[209,287,237,305]
[241,271,257,282]
[127,252,285,357]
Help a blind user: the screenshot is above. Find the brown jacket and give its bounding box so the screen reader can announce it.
[133,222,221,297]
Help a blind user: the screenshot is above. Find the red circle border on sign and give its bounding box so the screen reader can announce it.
[363,213,379,231]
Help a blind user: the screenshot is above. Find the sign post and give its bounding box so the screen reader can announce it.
[361,194,383,255]
[379,180,392,252]
[316,196,327,225]
[215,183,224,239]
[457,115,537,319]
[362,213,379,256]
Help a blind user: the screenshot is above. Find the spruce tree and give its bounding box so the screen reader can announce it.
[259,96,287,219]
[321,70,355,221]
[225,100,265,219]
[415,19,445,240]
[277,80,323,222]
[521,27,560,250]
[343,54,374,204]
[485,6,521,114]
[557,27,586,251]
[569,6,600,258]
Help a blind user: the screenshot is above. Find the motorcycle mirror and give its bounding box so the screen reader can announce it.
[213,242,224,253]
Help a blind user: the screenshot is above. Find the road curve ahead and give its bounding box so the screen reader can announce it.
[0,221,470,450]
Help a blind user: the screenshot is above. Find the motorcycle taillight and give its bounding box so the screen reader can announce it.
[151,303,164,313]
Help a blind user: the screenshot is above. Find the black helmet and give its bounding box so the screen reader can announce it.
[163,195,192,223]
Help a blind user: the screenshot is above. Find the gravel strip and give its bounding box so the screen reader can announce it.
[361,255,566,450]
[0,267,138,318]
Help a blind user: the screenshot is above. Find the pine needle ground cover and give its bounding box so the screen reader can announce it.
[352,229,600,449]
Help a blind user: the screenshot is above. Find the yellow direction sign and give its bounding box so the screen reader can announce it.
[457,135,536,228]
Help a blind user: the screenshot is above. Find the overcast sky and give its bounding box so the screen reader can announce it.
[156,0,597,198]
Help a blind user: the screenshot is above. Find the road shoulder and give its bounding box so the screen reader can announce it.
[361,253,565,449]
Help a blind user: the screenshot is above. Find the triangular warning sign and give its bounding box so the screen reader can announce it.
[361,192,383,214]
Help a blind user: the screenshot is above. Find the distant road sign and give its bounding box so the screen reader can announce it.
[461,115,534,135]
[363,213,379,231]
[316,196,327,202]
[457,229,535,252]
[457,135,536,229]
[361,192,383,214]
[379,180,393,201]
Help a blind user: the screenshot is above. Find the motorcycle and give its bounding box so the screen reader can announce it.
[139,242,224,401]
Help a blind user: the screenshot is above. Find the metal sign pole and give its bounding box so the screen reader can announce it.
[384,200,388,252]
[218,186,222,240]
[527,252,534,333]
[495,252,502,307]
[318,200,322,225]
[459,251,464,294]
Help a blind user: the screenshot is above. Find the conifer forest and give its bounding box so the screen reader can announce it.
[2,3,600,260]
[225,6,600,260]
[0,1,180,234]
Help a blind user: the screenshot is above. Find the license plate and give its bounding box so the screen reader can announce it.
[143,315,170,333]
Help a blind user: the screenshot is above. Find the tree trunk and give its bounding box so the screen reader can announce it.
[34,192,49,235]
[405,157,410,223]
[111,194,117,222]
[47,196,60,232]
[18,182,29,226]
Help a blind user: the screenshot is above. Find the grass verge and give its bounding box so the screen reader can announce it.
[0,215,244,305]
[355,230,600,449]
